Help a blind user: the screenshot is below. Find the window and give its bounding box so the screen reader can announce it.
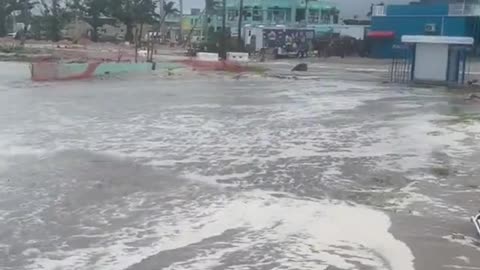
[267,8,288,24]
[308,10,320,24]
[252,7,262,21]
[228,9,239,21]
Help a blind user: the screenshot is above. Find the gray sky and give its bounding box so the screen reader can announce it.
[181,0,411,18]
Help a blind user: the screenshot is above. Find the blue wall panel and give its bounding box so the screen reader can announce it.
[387,4,448,16]
[443,17,469,36]
[370,3,473,58]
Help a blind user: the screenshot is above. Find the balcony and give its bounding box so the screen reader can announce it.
[449,3,480,16]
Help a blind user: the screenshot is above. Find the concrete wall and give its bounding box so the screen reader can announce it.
[32,62,158,81]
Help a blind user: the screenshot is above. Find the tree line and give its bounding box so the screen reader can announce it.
[0,0,179,42]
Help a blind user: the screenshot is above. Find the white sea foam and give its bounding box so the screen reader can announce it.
[182,171,252,186]
[27,190,414,270]
[456,256,471,264]
[443,234,480,251]
[350,113,472,172]
[443,265,480,270]
[385,181,467,216]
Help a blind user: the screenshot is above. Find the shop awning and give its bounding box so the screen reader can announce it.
[367,31,395,38]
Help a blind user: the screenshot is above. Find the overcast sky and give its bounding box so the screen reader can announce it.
[181,0,412,18]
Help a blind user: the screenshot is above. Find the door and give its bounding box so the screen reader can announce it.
[414,43,448,81]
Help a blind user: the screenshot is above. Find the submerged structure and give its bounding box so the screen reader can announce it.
[29,42,178,82]
[30,62,157,81]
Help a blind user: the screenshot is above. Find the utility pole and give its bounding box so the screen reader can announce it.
[179,0,183,43]
[21,0,28,45]
[237,0,243,49]
[221,0,227,59]
[305,0,309,24]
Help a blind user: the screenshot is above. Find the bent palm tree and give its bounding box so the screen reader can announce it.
[158,1,179,29]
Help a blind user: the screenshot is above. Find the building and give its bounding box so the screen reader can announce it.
[390,35,473,84]
[225,0,338,30]
[162,14,182,41]
[191,8,202,16]
[182,11,223,43]
[369,0,480,58]
[182,0,339,42]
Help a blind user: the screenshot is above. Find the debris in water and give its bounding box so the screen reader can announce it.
[292,63,308,72]
[472,213,480,236]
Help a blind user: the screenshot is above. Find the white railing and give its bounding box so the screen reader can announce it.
[372,5,386,16]
[449,3,480,16]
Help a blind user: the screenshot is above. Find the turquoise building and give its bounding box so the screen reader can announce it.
[182,0,339,42]
[225,0,338,27]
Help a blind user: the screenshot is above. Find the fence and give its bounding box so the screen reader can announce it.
[449,3,480,16]
[390,45,413,83]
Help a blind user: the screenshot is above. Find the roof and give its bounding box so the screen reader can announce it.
[401,35,474,45]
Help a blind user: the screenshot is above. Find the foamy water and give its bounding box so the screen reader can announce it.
[24,190,413,270]
[1,62,480,269]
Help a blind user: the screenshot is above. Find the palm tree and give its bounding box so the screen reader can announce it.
[19,0,35,45]
[178,0,183,42]
[203,0,220,41]
[107,0,159,42]
[158,1,179,30]
[156,1,179,42]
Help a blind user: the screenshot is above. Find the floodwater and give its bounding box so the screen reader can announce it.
[0,61,479,270]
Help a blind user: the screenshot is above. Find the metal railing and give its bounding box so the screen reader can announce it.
[449,3,480,16]
[372,5,386,16]
[390,45,413,84]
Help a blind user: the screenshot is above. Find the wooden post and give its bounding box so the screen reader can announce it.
[147,33,151,62]
[134,28,139,63]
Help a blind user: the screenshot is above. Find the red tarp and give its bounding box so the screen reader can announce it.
[367,31,395,39]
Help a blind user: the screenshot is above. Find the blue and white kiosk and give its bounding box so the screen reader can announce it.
[392,35,473,85]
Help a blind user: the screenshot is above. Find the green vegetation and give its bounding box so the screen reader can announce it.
[0,0,36,37]
[67,0,108,42]
[0,0,179,42]
[106,0,159,42]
